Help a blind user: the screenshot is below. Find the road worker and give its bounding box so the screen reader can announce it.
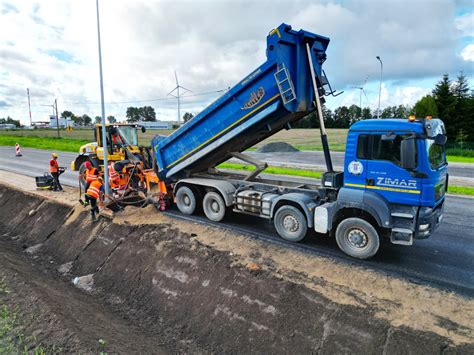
[49,153,63,191]
[84,176,104,222]
[108,161,120,192]
[83,161,99,191]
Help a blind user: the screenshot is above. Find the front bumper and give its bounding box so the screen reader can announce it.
[415,200,444,239]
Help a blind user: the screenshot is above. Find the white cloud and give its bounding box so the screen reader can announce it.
[455,12,474,37]
[461,44,474,61]
[0,0,471,125]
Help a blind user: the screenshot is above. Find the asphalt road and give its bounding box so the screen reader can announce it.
[0,147,79,187]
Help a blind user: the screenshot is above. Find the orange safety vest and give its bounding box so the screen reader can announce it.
[109,163,119,181]
[86,167,98,183]
[50,159,58,173]
[86,180,102,199]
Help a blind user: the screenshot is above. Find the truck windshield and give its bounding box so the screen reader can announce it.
[117,126,138,146]
[426,139,446,170]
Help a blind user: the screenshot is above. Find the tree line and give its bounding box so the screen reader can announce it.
[60,111,117,125]
[294,72,473,142]
[0,117,21,127]
[3,73,472,142]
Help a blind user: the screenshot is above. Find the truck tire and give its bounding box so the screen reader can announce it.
[203,191,226,222]
[274,205,307,242]
[335,218,380,259]
[176,186,197,215]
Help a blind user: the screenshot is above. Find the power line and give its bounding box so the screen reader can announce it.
[3,89,226,109]
[62,89,225,105]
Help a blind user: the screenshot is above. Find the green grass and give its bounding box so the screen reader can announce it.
[0,136,89,153]
[447,155,474,163]
[218,162,323,179]
[448,185,474,196]
[0,305,46,354]
[0,128,172,146]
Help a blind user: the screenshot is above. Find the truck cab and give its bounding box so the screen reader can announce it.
[331,117,447,257]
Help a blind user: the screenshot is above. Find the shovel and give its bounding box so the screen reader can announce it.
[78,179,85,206]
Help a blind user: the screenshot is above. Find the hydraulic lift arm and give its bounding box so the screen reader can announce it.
[306,42,333,173]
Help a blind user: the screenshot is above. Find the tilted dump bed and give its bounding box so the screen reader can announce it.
[152,23,330,181]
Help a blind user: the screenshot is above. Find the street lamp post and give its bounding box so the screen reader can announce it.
[95,0,110,198]
[376,56,383,119]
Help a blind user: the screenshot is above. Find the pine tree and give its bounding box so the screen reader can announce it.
[433,74,456,138]
[452,72,473,142]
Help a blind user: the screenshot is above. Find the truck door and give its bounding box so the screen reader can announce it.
[365,134,421,205]
[343,133,368,190]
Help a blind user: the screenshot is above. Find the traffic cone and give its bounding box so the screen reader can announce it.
[15,143,22,157]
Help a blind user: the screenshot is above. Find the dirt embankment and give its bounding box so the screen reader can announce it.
[0,183,473,353]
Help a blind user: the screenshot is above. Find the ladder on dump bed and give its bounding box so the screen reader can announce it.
[274,63,296,105]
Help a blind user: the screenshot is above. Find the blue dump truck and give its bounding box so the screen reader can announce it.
[151,24,448,259]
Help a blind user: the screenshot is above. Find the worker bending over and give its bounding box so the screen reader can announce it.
[85,176,104,222]
[108,161,121,193]
[49,153,63,192]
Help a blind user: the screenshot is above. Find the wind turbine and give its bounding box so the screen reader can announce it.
[352,76,369,119]
[167,71,192,124]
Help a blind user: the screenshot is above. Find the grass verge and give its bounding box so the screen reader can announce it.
[0,136,89,153]
[446,155,474,164]
[448,185,474,196]
[218,163,322,179]
[219,163,473,196]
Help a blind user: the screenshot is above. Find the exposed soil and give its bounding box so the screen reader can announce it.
[0,176,473,353]
[256,141,299,153]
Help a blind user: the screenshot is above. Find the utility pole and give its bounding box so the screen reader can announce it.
[376,56,383,119]
[27,88,32,126]
[168,71,192,124]
[96,0,109,197]
[55,98,60,138]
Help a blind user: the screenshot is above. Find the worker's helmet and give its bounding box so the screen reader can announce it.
[98,176,103,182]
[84,161,91,168]
[52,153,58,158]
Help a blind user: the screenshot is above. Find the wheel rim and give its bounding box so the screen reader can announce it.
[210,200,220,213]
[347,228,368,249]
[282,214,299,233]
[183,195,191,206]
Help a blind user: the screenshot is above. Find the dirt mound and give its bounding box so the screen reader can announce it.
[256,142,299,153]
[0,184,473,353]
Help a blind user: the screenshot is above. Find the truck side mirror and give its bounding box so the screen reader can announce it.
[434,133,447,145]
[141,126,146,133]
[401,138,416,170]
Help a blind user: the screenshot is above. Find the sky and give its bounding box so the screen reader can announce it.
[0,0,473,125]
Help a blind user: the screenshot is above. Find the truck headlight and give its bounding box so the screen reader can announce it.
[419,223,430,231]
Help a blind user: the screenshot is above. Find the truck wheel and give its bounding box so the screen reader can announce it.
[176,186,197,215]
[274,205,307,242]
[335,218,380,259]
[203,191,226,222]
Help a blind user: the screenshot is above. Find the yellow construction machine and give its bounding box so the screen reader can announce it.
[70,123,165,207]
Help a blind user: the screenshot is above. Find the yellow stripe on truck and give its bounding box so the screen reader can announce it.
[345,183,421,194]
